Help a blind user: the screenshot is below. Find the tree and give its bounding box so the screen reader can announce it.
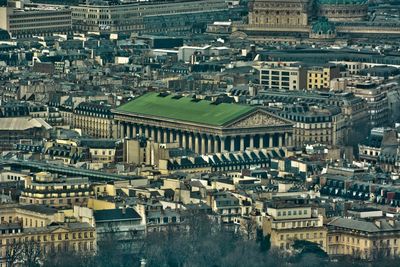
[21,240,41,267]
[290,240,328,266]
[240,217,257,241]
[5,240,24,267]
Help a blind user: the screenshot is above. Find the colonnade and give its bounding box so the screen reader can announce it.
[118,122,293,154]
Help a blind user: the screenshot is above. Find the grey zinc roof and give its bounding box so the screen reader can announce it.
[18,204,59,215]
[328,217,400,233]
[94,208,141,223]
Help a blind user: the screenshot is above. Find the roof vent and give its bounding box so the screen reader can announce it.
[158,92,169,98]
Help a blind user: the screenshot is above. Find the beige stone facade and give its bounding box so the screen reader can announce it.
[327,217,400,259]
[248,0,311,27]
[262,201,328,251]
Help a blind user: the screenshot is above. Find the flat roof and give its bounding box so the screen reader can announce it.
[116,92,255,126]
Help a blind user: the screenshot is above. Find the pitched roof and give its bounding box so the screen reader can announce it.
[116,92,255,126]
[328,217,400,233]
[17,204,58,215]
[0,117,52,131]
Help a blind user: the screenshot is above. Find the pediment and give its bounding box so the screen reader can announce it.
[226,110,291,129]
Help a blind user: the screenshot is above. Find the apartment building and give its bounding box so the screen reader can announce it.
[262,198,327,251]
[0,1,72,38]
[257,63,307,90]
[268,103,346,147]
[331,76,390,127]
[0,214,95,267]
[71,0,231,34]
[19,172,92,208]
[307,65,340,90]
[73,102,114,139]
[327,210,400,259]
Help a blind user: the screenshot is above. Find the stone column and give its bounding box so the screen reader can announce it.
[157,128,161,143]
[182,132,187,148]
[214,136,219,153]
[169,129,174,143]
[240,136,245,151]
[163,129,168,143]
[249,135,254,149]
[127,124,132,138]
[201,135,206,155]
[230,137,235,152]
[194,134,200,154]
[278,134,283,147]
[119,122,124,139]
[269,134,274,148]
[220,136,226,152]
[132,124,137,137]
[188,133,193,150]
[288,134,293,147]
[207,136,212,154]
[138,125,143,136]
[145,127,150,139]
[259,135,264,148]
[150,127,155,140]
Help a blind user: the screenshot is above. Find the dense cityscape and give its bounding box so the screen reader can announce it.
[0,0,400,266]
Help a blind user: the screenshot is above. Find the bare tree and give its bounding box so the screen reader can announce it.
[5,240,23,267]
[240,217,257,241]
[21,240,42,267]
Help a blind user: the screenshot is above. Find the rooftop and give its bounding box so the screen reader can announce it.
[94,208,141,222]
[116,92,255,126]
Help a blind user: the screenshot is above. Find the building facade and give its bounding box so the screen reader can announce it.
[255,90,369,145]
[0,222,96,266]
[307,65,340,90]
[268,104,346,147]
[256,63,307,90]
[71,0,234,34]
[248,0,312,27]
[327,216,400,259]
[113,93,294,155]
[262,198,327,251]
[0,1,72,38]
[19,172,92,208]
[73,102,114,139]
[317,0,368,22]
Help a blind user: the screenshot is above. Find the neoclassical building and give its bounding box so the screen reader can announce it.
[112,93,294,154]
[317,0,368,22]
[248,0,368,28]
[248,0,312,27]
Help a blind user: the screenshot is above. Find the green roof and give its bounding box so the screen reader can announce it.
[318,0,368,5]
[116,92,255,126]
